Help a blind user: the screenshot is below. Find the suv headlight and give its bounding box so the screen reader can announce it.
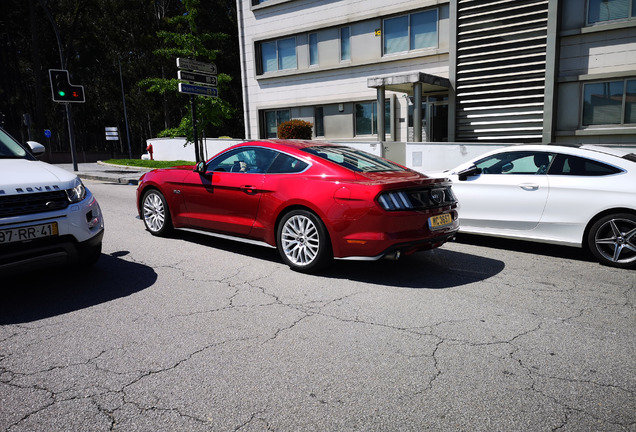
[66,178,87,203]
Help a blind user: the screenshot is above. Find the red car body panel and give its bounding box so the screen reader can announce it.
[137,140,459,260]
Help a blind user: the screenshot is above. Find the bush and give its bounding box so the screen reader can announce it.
[277,119,313,140]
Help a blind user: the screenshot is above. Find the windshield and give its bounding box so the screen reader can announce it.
[302,146,404,173]
[0,128,29,159]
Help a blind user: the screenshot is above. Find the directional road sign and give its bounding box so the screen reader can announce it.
[176,58,217,75]
[178,70,217,86]
[105,126,119,141]
[178,83,218,97]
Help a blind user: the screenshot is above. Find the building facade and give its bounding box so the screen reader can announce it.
[236,0,636,147]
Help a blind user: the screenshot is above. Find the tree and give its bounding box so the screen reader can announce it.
[139,0,237,150]
[0,0,243,160]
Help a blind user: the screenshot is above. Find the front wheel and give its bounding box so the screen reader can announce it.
[277,210,332,272]
[587,213,636,269]
[141,189,173,236]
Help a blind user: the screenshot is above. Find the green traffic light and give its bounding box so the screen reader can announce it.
[58,90,66,96]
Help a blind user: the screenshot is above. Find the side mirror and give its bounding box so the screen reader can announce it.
[27,141,46,156]
[457,165,482,181]
[194,161,209,176]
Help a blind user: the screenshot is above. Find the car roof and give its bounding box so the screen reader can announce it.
[479,144,636,163]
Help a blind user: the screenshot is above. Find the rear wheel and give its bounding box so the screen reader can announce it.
[277,210,332,272]
[142,189,173,236]
[587,213,636,269]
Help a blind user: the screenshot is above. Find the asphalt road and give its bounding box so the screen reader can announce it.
[1,179,634,431]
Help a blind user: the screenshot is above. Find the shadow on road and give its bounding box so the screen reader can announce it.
[455,233,595,263]
[323,247,505,288]
[175,230,505,289]
[0,251,157,324]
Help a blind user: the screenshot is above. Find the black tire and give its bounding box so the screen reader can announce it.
[276,209,332,272]
[587,213,636,269]
[141,189,173,236]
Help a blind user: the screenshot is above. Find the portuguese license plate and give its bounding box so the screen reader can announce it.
[0,222,58,244]
[428,213,453,229]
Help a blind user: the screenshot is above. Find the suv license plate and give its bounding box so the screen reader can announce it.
[0,222,58,244]
[428,213,452,229]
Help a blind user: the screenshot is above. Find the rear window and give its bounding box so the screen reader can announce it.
[302,146,404,173]
[549,154,623,176]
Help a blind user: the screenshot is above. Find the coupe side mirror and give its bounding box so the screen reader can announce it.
[194,161,209,176]
[457,166,482,181]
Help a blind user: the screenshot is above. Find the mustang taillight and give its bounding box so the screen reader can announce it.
[378,187,456,211]
[378,191,414,211]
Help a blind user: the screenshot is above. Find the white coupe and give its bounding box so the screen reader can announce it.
[442,144,636,269]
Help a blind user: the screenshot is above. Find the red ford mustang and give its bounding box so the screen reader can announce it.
[136,140,459,272]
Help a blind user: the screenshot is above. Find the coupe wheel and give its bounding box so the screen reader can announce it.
[587,213,636,269]
[277,210,332,272]
[142,189,173,236]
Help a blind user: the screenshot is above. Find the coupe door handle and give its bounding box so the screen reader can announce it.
[241,185,257,194]
[518,183,539,191]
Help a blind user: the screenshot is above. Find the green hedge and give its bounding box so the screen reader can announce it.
[277,119,313,140]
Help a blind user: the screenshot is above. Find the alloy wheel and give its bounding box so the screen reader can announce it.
[281,214,321,266]
[143,191,166,233]
[592,216,636,267]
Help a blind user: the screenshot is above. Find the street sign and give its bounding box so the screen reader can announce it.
[178,83,218,97]
[44,129,51,138]
[105,126,119,141]
[176,58,217,75]
[177,70,217,86]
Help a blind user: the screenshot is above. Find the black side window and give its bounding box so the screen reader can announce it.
[267,153,309,174]
[549,154,622,176]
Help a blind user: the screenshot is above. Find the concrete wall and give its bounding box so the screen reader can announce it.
[144,138,245,161]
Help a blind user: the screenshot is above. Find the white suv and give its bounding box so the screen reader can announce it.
[0,128,104,274]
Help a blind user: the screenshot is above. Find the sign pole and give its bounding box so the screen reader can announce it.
[65,103,78,171]
[190,95,201,163]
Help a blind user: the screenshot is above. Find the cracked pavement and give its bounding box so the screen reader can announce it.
[1,180,634,431]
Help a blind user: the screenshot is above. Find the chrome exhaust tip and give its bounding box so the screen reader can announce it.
[384,250,401,261]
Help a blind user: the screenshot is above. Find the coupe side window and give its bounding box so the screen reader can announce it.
[207,148,307,174]
[549,154,623,176]
[475,152,554,175]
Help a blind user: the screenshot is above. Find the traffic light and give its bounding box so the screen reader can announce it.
[49,69,85,103]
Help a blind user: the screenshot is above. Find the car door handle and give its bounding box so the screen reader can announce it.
[518,183,539,191]
[240,185,257,194]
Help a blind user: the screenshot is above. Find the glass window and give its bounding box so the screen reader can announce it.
[626,79,636,123]
[277,38,296,70]
[384,9,438,55]
[582,79,635,126]
[261,42,277,73]
[309,33,318,66]
[549,154,623,176]
[263,109,290,138]
[315,107,324,137]
[355,102,390,136]
[302,146,404,173]
[588,0,633,23]
[410,10,438,50]
[355,102,374,135]
[340,27,351,61]
[259,38,296,74]
[384,15,408,54]
[208,148,279,174]
[475,151,555,175]
[268,153,309,174]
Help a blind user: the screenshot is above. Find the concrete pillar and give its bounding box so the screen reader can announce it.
[377,86,385,142]
[413,82,423,142]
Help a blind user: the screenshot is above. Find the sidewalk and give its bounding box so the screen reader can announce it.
[55,162,153,185]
